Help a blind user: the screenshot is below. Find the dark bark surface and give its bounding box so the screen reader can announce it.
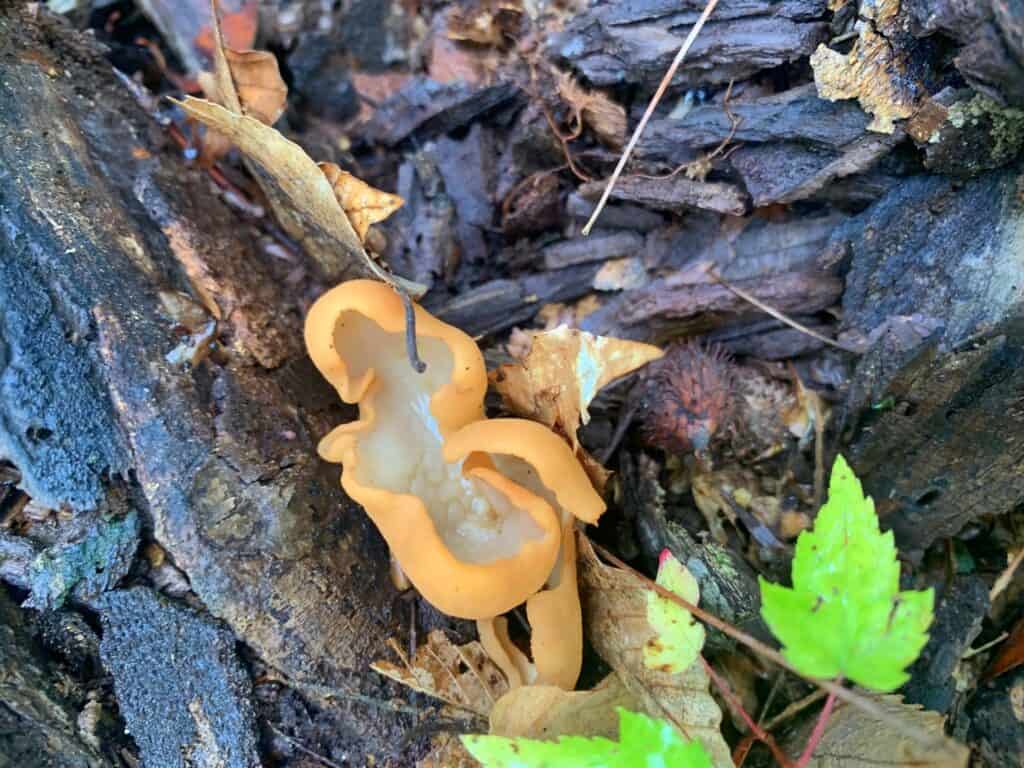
[0,589,107,768]
[834,167,1024,554]
[0,11,420,763]
[2,0,1024,764]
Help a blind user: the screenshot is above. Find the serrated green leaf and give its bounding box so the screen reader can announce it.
[759,455,934,691]
[461,708,713,768]
[644,551,705,673]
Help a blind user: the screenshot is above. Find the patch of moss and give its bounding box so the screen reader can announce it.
[947,94,1024,165]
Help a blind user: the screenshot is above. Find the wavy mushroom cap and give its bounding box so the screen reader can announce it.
[305,280,605,623]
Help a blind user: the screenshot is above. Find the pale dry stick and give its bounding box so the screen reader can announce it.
[990,546,1024,602]
[705,266,863,354]
[582,0,721,235]
[763,689,827,731]
[589,541,944,749]
[962,631,1009,660]
[268,723,347,768]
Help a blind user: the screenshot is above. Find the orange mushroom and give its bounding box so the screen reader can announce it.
[305,280,605,689]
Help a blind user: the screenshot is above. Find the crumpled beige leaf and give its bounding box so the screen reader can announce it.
[810,21,917,133]
[489,675,633,740]
[787,694,969,767]
[181,0,418,292]
[371,630,510,717]
[319,163,405,243]
[492,326,662,451]
[199,48,287,126]
[196,0,287,162]
[576,535,732,767]
[173,97,423,294]
[558,74,627,148]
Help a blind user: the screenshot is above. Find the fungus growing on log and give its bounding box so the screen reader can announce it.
[305,280,605,689]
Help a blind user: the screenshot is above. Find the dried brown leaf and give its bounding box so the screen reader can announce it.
[576,535,732,767]
[447,0,522,46]
[173,97,424,295]
[220,48,287,125]
[788,694,969,767]
[319,163,405,243]
[489,675,634,739]
[985,615,1024,681]
[558,74,627,148]
[196,1,286,160]
[491,326,662,450]
[811,25,917,134]
[372,630,510,717]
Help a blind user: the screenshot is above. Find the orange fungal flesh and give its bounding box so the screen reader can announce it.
[305,281,605,689]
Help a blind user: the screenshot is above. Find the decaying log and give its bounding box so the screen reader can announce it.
[638,84,872,158]
[99,587,261,768]
[834,166,1024,555]
[906,0,1024,107]
[0,10,407,737]
[578,175,749,216]
[0,589,107,768]
[364,76,521,146]
[428,263,602,337]
[549,0,829,89]
[580,272,843,342]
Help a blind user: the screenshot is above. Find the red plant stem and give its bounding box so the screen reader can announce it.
[732,733,756,767]
[588,542,939,747]
[796,688,839,768]
[700,657,795,768]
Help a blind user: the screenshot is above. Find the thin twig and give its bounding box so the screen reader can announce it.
[582,0,722,234]
[268,723,346,768]
[963,631,1009,660]
[796,689,839,768]
[599,396,641,464]
[763,689,828,731]
[990,546,1024,602]
[705,267,862,354]
[399,289,427,373]
[589,540,944,748]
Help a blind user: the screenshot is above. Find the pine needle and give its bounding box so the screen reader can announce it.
[582,0,722,235]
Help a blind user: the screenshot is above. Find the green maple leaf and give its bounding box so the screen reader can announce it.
[644,550,705,673]
[462,708,713,768]
[759,455,934,691]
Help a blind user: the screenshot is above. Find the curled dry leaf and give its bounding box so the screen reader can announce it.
[199,48,287,126]
[785,694,968,768]
[196,0,286,163]
[173,97,423,294]
[810,22,917,133]
[372,630,510,717]
[576,535,732,767]
[491,326,662,451]
[558,74,627,148]
[319,163,405,243]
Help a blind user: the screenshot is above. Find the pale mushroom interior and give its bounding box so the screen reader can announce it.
[333,311,549,563]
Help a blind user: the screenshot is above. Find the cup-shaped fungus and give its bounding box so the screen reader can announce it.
[305,280,605,689]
